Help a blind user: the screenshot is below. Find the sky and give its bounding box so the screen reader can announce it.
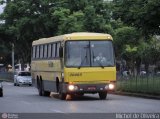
[0,4,5,14]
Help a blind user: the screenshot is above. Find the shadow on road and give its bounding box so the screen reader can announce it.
[50,93,108,101]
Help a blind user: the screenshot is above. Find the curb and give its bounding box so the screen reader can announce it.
[110,91,160,100]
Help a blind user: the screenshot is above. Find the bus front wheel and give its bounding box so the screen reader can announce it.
[99,92,107,100]
[59,93,66,100]
[58,83,66,100]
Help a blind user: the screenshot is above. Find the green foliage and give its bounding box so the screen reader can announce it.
[125,45,138,53]
[112,0,160,35]
[137,39,160,65]
[122,45,138,62]
[114,26,140,59]
[58,11,85,34]
[0,0,159,70]
[0,0,114,64]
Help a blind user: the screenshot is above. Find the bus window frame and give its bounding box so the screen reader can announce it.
[36,45,40,59]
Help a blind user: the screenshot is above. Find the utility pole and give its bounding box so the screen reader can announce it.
[12,43,14,73]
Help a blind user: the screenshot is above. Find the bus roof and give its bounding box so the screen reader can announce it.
[32,32,113,46]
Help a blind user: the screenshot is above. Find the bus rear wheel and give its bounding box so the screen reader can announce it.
[0,89,3,97]
[38,80,50,97]
[99,92,107,100]
[38,79,42,96]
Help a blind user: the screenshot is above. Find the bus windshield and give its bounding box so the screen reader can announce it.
[65,40,114,67]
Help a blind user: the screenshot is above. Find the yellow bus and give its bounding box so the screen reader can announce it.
[31,32,116,100]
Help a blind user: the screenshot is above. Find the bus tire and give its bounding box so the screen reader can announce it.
[59,92,66,100]
[99,92,107,100]
[39,78,50,97]
[58,83,66,100]
[43,91,50,97]
[0,89,3,97]
[56,78,59,93]
[38,79,42,96]
[37,76,42,96]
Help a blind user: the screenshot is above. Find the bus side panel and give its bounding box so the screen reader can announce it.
[31,71,57,92]
[43,80,57,92]
[31,60,62,92]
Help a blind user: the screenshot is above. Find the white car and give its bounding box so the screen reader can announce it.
[14,71,32,86]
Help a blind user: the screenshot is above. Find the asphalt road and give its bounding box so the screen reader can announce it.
[0,82,160,119]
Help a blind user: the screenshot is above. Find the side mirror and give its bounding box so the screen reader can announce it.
[59,47,63,58]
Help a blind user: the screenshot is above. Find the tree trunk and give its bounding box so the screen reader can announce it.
[136,57,141,75]
[144,62,149,75]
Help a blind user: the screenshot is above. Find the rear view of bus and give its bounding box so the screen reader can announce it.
[61,33,116,100]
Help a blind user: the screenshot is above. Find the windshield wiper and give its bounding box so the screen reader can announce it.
[78,45,89,69]
[78,56,87,69]
[97,60,104,68]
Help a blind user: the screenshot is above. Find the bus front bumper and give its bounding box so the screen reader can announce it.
[61,83,115,94]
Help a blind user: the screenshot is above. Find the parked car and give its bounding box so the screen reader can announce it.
[0,80,3,97]
[14,71,32,86]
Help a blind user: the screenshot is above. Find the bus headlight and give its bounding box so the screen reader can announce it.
[68,85,74,91]
[68,85,78,91]
[109,84,115,90]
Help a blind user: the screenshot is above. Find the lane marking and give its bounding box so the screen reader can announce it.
[51,109,64,113]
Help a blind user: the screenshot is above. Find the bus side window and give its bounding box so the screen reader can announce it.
[48,44,52,58]
[52,44,56,58]
[44,44,48,58]
[56,42,60,58]
[40,45,44,59]
[36,45,40,59]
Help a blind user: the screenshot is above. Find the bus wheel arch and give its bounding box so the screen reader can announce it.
[36,76,40,89]
[56,77,66,100]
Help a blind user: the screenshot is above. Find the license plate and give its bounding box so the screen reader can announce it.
[87,87,96,90]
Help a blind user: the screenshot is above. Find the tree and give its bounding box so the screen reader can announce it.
[114,26,141,75]
[114,26,140,59]
[112,0,160,74]
[137,38,160,74]
[58,11,85,34]
[112,0,160,36]
[0,0,114,64]
[122,45,138,75]
[1,0,56,63]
